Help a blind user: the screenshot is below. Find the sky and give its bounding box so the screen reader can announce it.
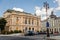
[0,0,60,20]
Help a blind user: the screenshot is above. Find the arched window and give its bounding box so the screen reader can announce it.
[29,28,31,30]
[59,28,60,31]
[55,28,56,32]
[37,21,39,26]
[25,19,27,24]
[16,17,18,24]
[29,18,30,24]
[52,29,53,32]
[32,20,33,24]
[50,29,51,32]
[32,28,34,31]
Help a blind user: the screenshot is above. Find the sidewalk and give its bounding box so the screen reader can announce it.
[50,36,60,40]
[0,33,24,36]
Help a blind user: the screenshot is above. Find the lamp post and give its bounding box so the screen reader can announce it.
[43,1,50,37]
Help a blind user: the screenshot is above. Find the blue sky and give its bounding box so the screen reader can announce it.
[0,0,60,19]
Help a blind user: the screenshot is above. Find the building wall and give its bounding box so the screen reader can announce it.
[41,16,60,34]
[3,9,41,32]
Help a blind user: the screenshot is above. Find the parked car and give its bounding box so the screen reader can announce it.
[54,31,59,35]
[24,31,35,36]
[39,32,47,34]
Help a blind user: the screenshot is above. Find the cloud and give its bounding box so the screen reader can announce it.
[55,7,60,11]
[35,0,60,20]
[35,6,53,20]
[41,16,47,21]
[53,0,58,3]
[35,6,41,16]
[13,7,24,12]
[54,0,60,6]
[53,0,60,11]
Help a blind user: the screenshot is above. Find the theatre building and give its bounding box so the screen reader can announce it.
[3,9,41,32]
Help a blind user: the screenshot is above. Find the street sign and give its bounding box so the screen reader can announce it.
[46,21,49,27]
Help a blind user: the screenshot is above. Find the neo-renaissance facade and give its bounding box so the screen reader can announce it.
[3,9,41,32]
[41,11,60,33]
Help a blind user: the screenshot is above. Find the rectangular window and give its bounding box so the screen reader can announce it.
[16,17,18,24]
[59,28,60,31]
[32,20,33,24]
[25,19,27,24]
[37,20,39,26]
[29,19,30,24]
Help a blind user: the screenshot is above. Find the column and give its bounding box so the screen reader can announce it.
[58,28,59,33]
[27,18,29,24]
[30,18,32,25]
[23,17,25,24]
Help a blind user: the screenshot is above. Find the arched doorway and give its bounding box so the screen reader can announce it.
[29,27,31,31]
[32,28,34,31]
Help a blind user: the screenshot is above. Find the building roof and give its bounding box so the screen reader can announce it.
[41,11,60,22]
[49,11,57,18]
[56,17,60,19]
[3,9,41,19]
[4,9,32,15]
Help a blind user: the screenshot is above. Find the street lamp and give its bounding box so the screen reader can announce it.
[43,1,50,37]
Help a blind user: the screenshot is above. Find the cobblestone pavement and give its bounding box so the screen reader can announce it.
[0,35,56,40]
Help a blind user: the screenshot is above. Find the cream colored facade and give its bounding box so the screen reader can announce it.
[3,9,41,32]
[41,11,60,33]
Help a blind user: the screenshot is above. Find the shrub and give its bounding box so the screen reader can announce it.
[14,30,19,33]
[1,30,5,34]
[39,31,42,33]
[37,31,40,33]
[10,30,14,33]
[2,30,23,34]
[1,30,10,34]
[7,30,14,34]
[19,30,22,33]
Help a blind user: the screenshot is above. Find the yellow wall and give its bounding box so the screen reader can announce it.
[3,10,41,32]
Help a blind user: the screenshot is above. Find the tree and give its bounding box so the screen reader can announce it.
[0,18,7,32]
